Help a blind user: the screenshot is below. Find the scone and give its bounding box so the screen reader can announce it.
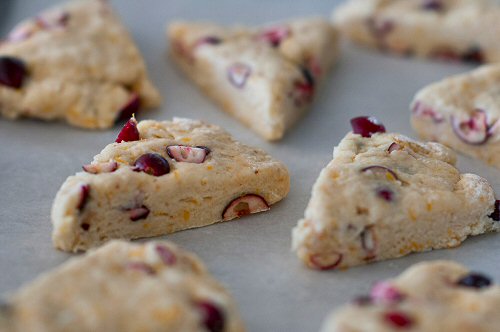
[52,117,290,252]
[292,116,499,270]
[0,240,245,332]
[0,0,160,129]
[321,260,500,332]
[333,0,500,63]
[411,64,500,168]
[168,18,339,140]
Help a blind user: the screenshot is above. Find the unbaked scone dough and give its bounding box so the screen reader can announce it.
[0,0,160,128]
[292,119,499,270]
[52,117,290,252]
[411,64,500,168]
[333,0,500,63]
[0,240,245,332]
[168,18,339,140]
[321,260,500,332]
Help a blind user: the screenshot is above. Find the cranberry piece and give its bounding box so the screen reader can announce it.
[196,36,222,46]
[227,63,251,88]
[196,301,225,332]
[361,166,399,182]
[155,245,176,265]
[37,11,70,29]
[77,184,90,211]
[0,56,27,89]
[116,117,140,143]
[371,282,405,304]
[292,67,316,106]
[451,109,490,145]
[222,194,269,221]
[127,206,150,221]
[166,145,210,163]
[489,200,500,221]
[376,188,394,202]
[133,153,170,176]
[422,0,444,11]
[457,273,492,289]
[309,252,343,270]
[384,311,413,329]
[116,93,141,122]
[388,142,403,153]
[126,262,155,275]
[462,47,484,64]
[367,18,394,39]
[82,161,118,174]
[259,26,290,47]
[8,24,34,43]
[350,116,386,137]
[411,102,444,123]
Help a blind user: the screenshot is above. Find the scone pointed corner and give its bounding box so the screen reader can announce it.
[292,116,499,271]
[51,117,290,252]
[0,0,161,129]
[167,17,339,141]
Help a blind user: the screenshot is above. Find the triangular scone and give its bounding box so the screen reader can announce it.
[168,18,339,140]
[52,117,290,252]
[0,0,160,129]
[292,118,499,270]
[0,241,245,332]
[320,261,500,332]
[411,64,500,168]
[333,0,500,63]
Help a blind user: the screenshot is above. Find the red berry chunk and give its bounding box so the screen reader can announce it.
[166,145,210,163]
[82,161,118,174]
[259,26,290,47]
[155,245,177,266]
[451,109,490,145]
[384,311,413,329]
[361,166,399,182]
[489,200,500,221]
[77,184,90,211]
[0,56,27,89]
[309,252,343,270]
[133,153,170,176]
[457,273,492,289]
[376,188,394,202]
[371,282,404,304]
[422,0,444,11]
[350,116,386,137]
[196,301,225,332]
[222,194,269,221]
[116,117,140,143]
[127,206,150,222]
[227,63,251,88]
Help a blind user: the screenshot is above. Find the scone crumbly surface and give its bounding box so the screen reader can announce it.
[168,18,339,140]
[0,240,245,332]
[333,0,500,63]
[321,260,500,332]
[411,64,500,167]
[52,118,290,252]
[0,0,160,128]
[293,130,499,270]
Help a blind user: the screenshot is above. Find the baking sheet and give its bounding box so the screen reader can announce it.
[1,1,499,331]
